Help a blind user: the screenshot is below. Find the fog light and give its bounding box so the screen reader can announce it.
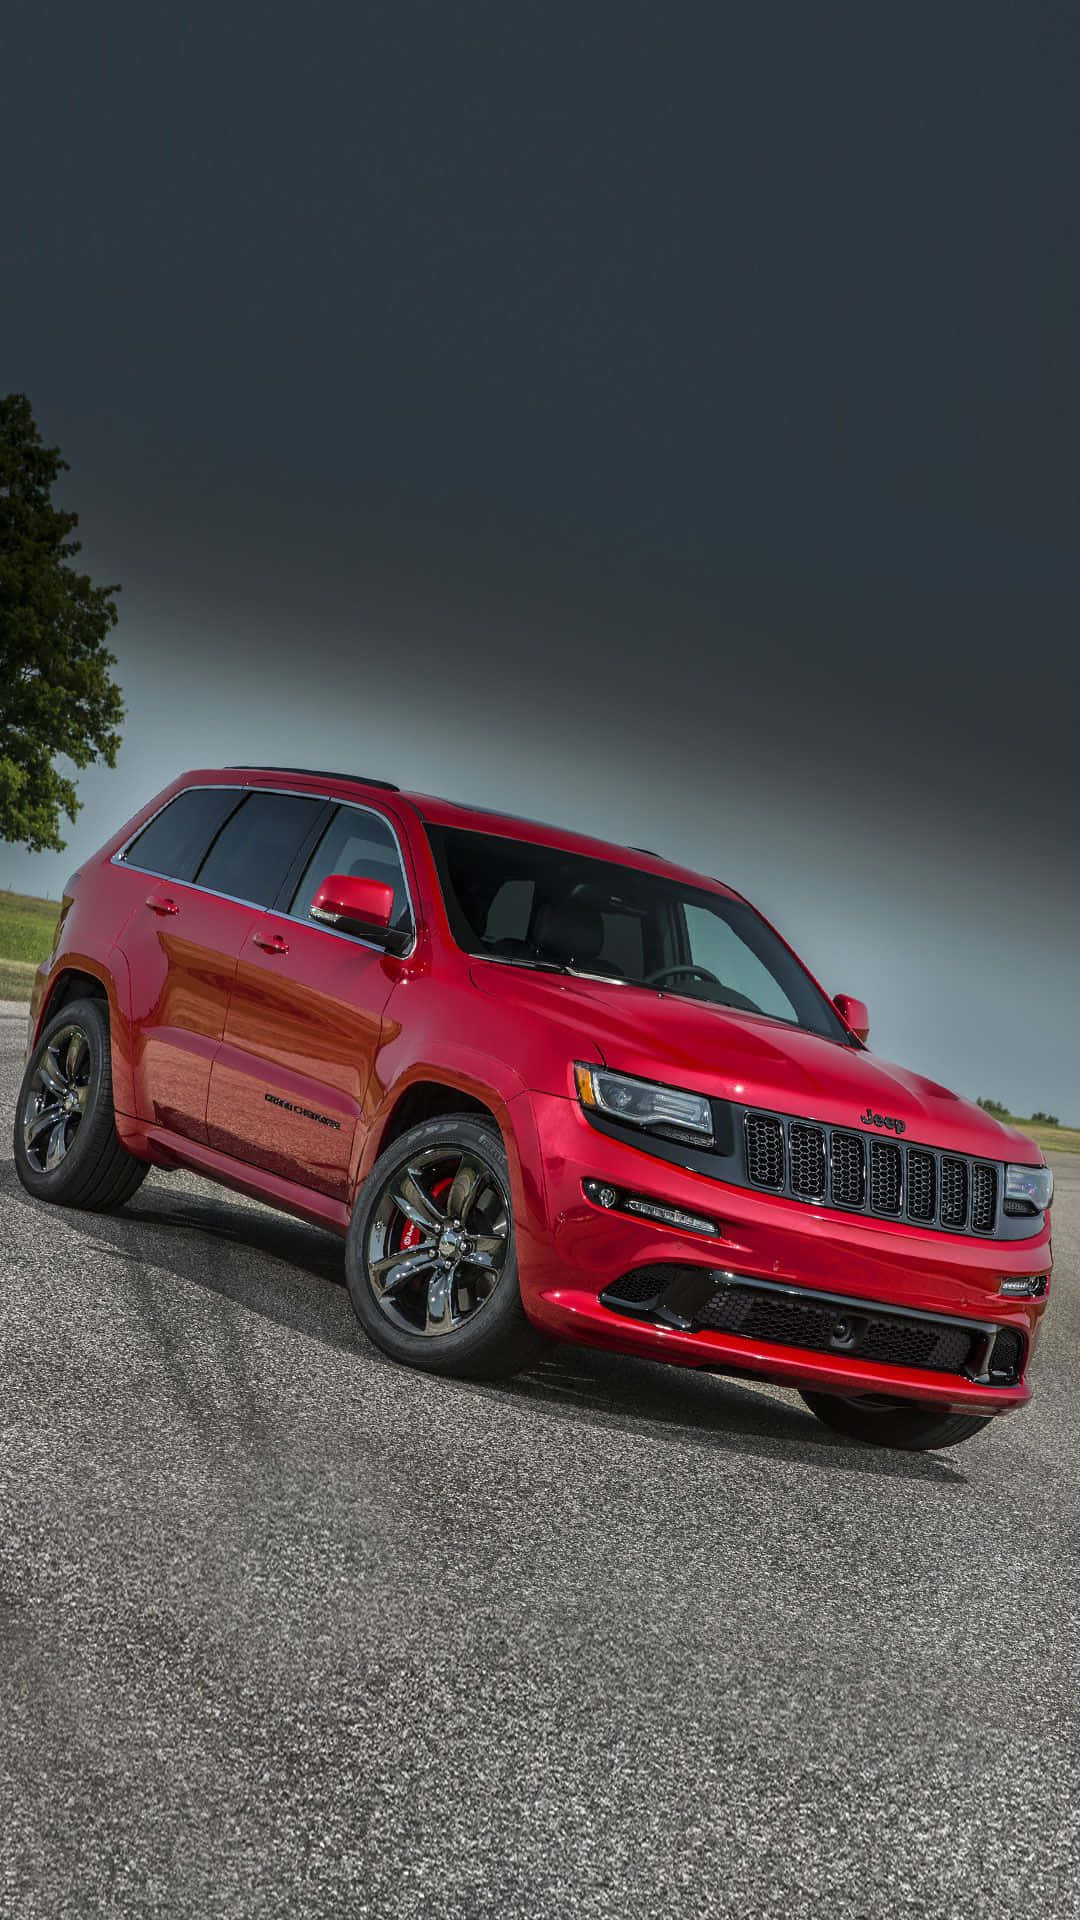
[582,1179,721,1237]
[998,1275,1048,1298]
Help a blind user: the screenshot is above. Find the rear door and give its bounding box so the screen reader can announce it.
[207,802,414,1201]
[114,785,330,1142]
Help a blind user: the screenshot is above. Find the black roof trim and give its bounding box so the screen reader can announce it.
[627,845,664,858]
[227,766,399,792]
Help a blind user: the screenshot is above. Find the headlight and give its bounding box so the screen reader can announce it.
[1005,1163,1054,1213]
[575,1063,715,1146]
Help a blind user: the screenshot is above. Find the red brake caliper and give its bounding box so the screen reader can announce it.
[398,1174,454,1254]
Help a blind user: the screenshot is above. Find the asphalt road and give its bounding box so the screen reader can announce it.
[2,1000,1078,1920]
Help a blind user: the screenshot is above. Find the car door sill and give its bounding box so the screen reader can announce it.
[121,1118,351,1235]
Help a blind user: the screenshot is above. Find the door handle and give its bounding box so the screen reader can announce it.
[252,929,290,955]
[145,892,179,916]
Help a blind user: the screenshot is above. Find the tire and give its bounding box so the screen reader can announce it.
[799,1388,994,1453]
[345,1114,550,1379]
[13,996,149,1212]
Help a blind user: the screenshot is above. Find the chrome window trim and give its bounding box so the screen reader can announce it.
[110,782,419,959]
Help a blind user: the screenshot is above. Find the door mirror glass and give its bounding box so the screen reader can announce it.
[833,993,870,1043]
[310,873,407,952]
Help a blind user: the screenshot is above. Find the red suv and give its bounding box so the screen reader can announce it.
[14,766,1053,1451]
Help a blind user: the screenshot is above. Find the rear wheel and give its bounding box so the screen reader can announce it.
[346,1115,549,1378]
[799,1388,994,1452]
[13,997,148,1212]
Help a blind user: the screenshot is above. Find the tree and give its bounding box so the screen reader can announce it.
[0,394,124,853]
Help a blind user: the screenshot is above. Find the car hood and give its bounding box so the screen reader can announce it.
[470,966,1041,1162]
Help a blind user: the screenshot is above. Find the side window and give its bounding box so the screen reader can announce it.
[196,792,328,907]
[122,788,242,883]
[289,806,412,933]
[683,904,799,1022]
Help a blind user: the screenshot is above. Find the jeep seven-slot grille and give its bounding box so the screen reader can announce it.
[743,1111,1000,1234]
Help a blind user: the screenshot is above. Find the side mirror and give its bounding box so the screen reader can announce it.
[833,993,870,1043]
[310,873,408,954]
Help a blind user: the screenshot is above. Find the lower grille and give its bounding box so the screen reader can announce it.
[988,1326,1024,1384]
[601,1266,1025,1388]
[694,1279,977,1374]
[604,1268,669,1306]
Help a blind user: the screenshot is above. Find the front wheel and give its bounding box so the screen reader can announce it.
[345,1115,549,1379]
[799,1388,994,1452]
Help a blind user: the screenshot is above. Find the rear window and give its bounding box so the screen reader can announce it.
[196,790,329,907]
[122,788,241,884]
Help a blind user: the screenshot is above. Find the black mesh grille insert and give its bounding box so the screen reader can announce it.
[869,1140,902,1214]
[830,1132,865,1206]
[907,1150,936,1221]
[940,1157,968,1228]
[789,1123,826,1199]
[988,1326,1024,1383]
[745,1115,784,1189]
[694,1279,976,1374]
[970,1164,997,1233]
[602,1269,669,1306]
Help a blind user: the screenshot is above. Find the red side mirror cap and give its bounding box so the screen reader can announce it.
[310,873,400,947]
[833,993,870,1043]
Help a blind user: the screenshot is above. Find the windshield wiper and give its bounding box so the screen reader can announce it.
[473,952,569,974]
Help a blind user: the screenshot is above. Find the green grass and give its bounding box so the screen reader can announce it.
[0,889,59,964]
[0,957,36,1002]
[0,889,58,1002]
[988,1113,1080,1156]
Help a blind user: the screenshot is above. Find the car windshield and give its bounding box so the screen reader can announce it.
[425,825,851,1043]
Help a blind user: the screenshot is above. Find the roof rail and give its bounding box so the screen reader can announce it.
[627,845,663,858]
[227,767,400,792]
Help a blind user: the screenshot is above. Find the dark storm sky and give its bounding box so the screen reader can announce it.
[3,1,1078,1118]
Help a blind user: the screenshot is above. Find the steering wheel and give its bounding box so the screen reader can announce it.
[644,963,723,987]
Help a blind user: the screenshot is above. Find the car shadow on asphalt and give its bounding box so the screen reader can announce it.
[0,1162,968,1484]
[498,1349,969,1483]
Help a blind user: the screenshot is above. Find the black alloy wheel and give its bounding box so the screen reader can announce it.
[13,996,148,1211]
[346,1114,549,1378]
[20,1022,92,1173]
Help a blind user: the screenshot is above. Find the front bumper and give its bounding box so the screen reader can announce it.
[511,1093,1052,1413]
